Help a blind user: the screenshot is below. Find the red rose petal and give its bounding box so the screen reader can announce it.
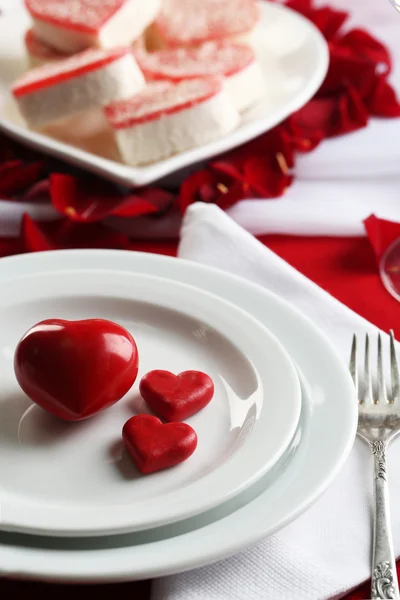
[293,84,368,138]
[179,170,218,213]
[215,180,250,209]
[286,0,347,40]
[285,0,313,14]
[0,236,24,257]
[111,198,160,218]
[365,75,400,117]
[243,154,292,198]
[336,84,369,135]
[22,178,51,203]
[291,97,336,138]
[51,174,165,222]
[283,115,324,152]
[210,160,245,182]
[134,187,176,214]
[0,160,45,198]
[222,127,295,174]
[320,46,376,98]
[338,28,392,75]
[20,214,131,253]
[210,128,295,201]
[178,167,251,213]
[311,6,348,40]
[21,213,56,252]
[364,214,400,263]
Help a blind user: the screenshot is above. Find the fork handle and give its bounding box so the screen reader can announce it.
[371,440,400,600]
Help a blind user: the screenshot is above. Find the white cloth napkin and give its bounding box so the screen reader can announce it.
[151,202,400,600]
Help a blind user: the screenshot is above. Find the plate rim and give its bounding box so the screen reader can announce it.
[0,268,301,537]
[0,1,329,187]
[0,249,357,582]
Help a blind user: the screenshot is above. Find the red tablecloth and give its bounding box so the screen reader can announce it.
[1,233,399,599]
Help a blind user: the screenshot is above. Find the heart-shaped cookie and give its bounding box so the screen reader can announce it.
[14,318,139,421]
[122,414,198,474]
[139,370,214,421]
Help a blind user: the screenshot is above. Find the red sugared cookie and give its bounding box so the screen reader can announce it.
[122,415,198,474]
[25,28,69,68]
[139,370,214,421]
[135,41,266,112]
[12,46,145,127]
[14,318,139,422]
[25,0,161,54]
[148,0,260,49]
[104,77,240,165]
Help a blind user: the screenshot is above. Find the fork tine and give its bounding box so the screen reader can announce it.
[377,333,387,404]
[390,329,400,403]
[364,333,374,403]
[349,334,359,400]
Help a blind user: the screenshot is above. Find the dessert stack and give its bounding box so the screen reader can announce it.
[11,0,267,166]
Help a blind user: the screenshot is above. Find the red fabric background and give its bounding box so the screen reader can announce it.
[1,234,397,599]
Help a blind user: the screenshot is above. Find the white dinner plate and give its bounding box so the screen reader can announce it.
[0,269,301,537]
[0,250,357,582]
[0,1,329,187]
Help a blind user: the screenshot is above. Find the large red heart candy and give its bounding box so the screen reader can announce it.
[139,370,214,421]
[122,414,198,474]
[14,318,139,421]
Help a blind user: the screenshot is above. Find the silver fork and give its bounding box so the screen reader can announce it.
[350,331,400,600]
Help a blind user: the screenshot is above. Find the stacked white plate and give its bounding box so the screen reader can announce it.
[0,250,357,582]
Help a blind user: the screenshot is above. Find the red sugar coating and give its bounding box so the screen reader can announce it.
[12,46,131,97]
[135,41,254,82]
[24,28,68,60]
[105,77,222,129]
[25,0,127,35]
[153,0,260,47]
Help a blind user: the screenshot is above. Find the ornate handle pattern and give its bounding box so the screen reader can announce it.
[371,441,399,600]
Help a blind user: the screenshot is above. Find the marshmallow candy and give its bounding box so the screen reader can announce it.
[105,78,240,165]
[24,28,69,68]
[12,47,145,127]
[25,0,161,54]
[135,41,266,112]
[149,0,260,49]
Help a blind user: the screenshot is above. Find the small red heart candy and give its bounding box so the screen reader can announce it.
[14,318,139,421]
[122,414,198,474]
[139,370,214,421]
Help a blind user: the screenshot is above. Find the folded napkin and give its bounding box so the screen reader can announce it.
[152,202,400,600]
